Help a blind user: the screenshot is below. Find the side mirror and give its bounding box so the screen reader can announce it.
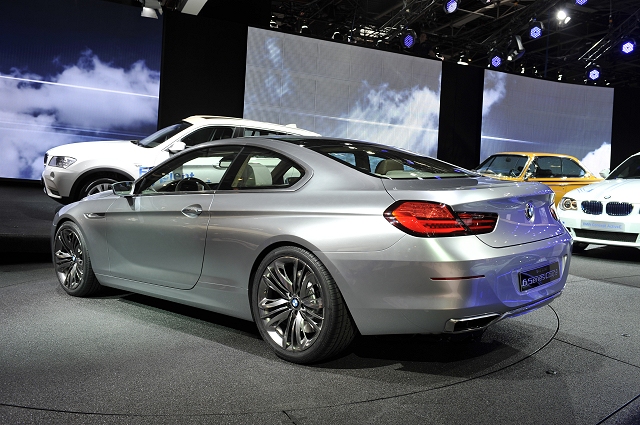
[112,181,134,197]
[219,156,233,169]
[599,168,610,178]
[168,141,186,154]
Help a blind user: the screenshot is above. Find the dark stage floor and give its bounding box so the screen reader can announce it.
[1,180,640,424]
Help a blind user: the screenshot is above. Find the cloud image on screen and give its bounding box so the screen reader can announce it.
[0,0,162,180]
[243,28,442,157]
[481,70,613,174]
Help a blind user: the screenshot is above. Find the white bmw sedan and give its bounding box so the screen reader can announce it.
[558,152,640,252]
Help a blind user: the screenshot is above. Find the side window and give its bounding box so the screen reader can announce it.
[228,148,305,189]
[181,127,215,148]
[328,152,356,166]
[243,128,287,137]
[211,127,235,140]
[535,157,561,178]
[561,158,586,177]
[139,146,242,194]
[181,126,235,148]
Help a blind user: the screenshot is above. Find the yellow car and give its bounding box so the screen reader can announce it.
[474,152,603,203]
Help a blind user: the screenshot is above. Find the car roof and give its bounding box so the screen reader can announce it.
[181,116,320,136]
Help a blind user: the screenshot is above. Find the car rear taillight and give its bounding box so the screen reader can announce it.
[384,201,498,237]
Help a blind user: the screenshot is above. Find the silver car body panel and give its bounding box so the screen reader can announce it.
[52,137,571,335]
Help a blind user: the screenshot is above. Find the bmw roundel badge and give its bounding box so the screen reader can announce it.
[524,202,535,222]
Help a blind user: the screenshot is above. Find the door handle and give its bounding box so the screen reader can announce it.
[181,204,203,217]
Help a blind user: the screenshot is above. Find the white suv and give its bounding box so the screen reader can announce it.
[42,116,319,203]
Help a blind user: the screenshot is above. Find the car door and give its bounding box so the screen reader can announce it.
[105,145,242,289]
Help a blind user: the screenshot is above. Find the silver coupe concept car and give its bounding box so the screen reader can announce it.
[52,136,572,364]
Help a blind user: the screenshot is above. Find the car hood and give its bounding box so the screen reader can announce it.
[382,177,565,248]
[565,179,639,201]
[46,140,151,159]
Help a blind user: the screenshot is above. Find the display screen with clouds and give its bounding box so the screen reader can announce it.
[0,0,162,180]
[481,70,613,174]
[243,27,442,157]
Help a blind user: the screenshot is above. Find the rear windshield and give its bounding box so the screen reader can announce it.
[278,138,476,179]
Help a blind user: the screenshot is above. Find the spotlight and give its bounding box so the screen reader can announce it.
[300,25,311,34]
[456,53,470,65]
[528,21,544,39]
[141,7,158,18]
[139,0,162,19]
[621,39,636,54]
[585,64,601,81]
[556,10,571,25]
[444,0,459,14]
[575,0,587,4]
[402,29,417,49]
[488,50,504,68]
[506,35,525,61]
[479,0,492,4]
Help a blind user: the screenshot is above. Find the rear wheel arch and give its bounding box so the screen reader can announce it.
[248,243,357,363]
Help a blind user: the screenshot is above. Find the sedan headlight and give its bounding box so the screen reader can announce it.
[560,197,577,211]
[48,156,77,169]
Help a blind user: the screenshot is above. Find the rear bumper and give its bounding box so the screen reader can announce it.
[318,232,572,335]
[444,291,562,333]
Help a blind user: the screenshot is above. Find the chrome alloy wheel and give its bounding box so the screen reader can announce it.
[54,226,86,291]
[257,256,324,352]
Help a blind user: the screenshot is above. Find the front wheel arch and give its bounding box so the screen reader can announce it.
[71,169,133,201]
[53,220,101,297]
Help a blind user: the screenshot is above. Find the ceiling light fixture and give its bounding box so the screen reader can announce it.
[140,0,162,19]
[488,49,504,68]
[444,0,459,14]
[528,21,544,39]
[402,29,417,49]
[585,64,601,82]
[621,39,636,54]
[506,35,525,61]
[556,10,571,25]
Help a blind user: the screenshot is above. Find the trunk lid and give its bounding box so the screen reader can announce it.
[382,177,565,248]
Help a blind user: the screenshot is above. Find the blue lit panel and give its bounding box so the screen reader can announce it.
[530,26,542,39]
[445,0,458,14]
[621,40,636,54]
[403,34,415,48]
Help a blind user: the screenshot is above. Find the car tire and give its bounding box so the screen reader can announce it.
[251,246,356,364]
[53,221,101,297]
[572,242,589,253]
[80,176,118,199]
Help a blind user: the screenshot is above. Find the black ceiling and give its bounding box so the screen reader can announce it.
[106,0,640,87]
[270,0,640,87]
